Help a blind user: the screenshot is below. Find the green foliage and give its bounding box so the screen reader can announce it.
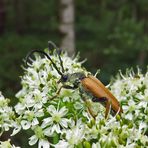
[75,0,148,82]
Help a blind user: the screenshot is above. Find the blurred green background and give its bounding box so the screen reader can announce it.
[0,0,147,146]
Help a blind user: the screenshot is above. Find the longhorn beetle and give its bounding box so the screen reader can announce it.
[26,41,123,119]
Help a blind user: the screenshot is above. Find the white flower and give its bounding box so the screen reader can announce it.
[42,105,69,135]
[29,135,38,146]
[110,69,148,133]
[11,123,21,136]
[54,140,69,148]
[29,126,45,146]
[38,139,50,148]
[14,103,26,115]
[0,92,14,134]
[19,109,41,130]
[63,119,85,146]
[92,142,101,148]
[85,125,98,140]
[124,113,133,120]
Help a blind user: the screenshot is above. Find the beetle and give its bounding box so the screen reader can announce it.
[26,41,123,119]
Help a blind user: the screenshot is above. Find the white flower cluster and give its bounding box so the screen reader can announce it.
[12,49,147,148]
[13,50,90,147]
[110,69,148,134]
[0,92,15,136]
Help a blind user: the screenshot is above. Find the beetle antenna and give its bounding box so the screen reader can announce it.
[26,49,64,77]
[57,48,65,73]
[48,41,65,73]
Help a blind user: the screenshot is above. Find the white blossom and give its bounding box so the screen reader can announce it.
[0,92,15,135]
[42,105,69,134]
[12,48,147,147]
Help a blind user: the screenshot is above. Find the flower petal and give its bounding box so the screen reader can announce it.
[29,135,38,146]
[11,125,21,136]
[21,120,31,130]
[38,139,50,148]
[32,118,39,126]
[47,105,56,115]
[59,107,68,116]
[55,140,69,148]
[41,117,52,128]
[43,127,52,137]
[60,119,68,128]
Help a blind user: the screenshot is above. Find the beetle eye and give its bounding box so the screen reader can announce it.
[63,75,68,81]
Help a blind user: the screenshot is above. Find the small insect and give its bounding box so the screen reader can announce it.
[26,41,123,119]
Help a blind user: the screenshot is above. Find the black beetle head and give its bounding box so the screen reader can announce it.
[58,74,69,83]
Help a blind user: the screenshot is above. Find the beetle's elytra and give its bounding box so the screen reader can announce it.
[81,75,123,118]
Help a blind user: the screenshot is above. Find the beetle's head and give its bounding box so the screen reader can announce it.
[58,74,68,83]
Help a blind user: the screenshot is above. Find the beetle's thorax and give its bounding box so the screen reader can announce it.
[60,72,86,87]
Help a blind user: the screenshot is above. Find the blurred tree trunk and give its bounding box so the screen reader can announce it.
[0,0,6,34]
[59,0,75,56]
[138,50,146,66]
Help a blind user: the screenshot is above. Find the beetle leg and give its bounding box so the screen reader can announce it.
[79,89,97,119]
[92,97,107,103]
[85,99,97,119]
[49,86,63,100]
[105,99,112,119]
[79,85,97,119]
[92,97,111,119]
[49,85,77,100]
[62,85,78,89]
